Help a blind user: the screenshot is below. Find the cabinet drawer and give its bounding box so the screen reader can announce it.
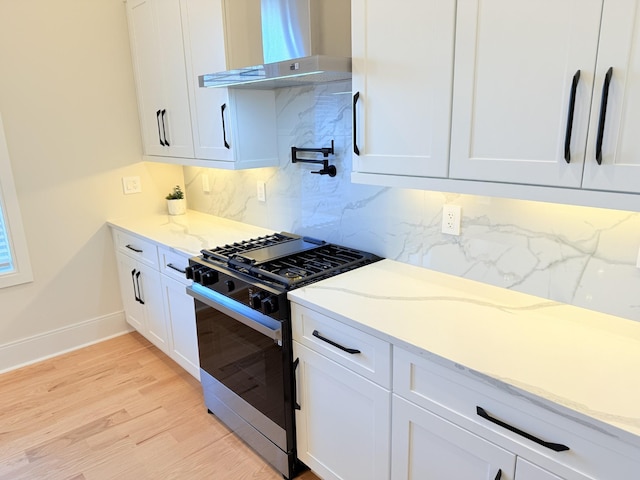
[393,347,640,479]
[112,229,159,269]
[291,303,391,389]
[158,246,191,284]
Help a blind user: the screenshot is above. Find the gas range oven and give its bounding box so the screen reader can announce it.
[185,232,381,479]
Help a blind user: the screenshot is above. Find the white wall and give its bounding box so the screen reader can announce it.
[0,0,183,368]
[185,81,640,323]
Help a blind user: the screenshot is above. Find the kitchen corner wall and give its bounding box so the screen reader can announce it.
[185,81,640,323]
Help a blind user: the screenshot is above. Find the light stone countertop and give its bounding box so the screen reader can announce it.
[107,210,273,257]
[107,211,640,450]
[288,259,640,451]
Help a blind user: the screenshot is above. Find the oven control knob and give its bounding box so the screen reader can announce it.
[193,267,204,283]
[225,280,235,292]
[261,296,279,315]
[201,270,219,286]
[184,266,195,280]
[249,292,264,309]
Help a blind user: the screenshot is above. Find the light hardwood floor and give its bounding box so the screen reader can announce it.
[0,332,320,480]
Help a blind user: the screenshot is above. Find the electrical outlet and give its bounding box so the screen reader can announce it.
[122,176,141,195]
[441,204,461,235]
[256,180,266,202]
[202,175,210,193]
[636,245,640,268]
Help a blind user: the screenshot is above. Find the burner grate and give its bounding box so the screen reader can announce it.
[253,245,375,288]
[201,233,297,262]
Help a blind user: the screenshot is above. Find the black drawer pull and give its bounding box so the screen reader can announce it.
[293,357,301,410]
[160,109,170,147]
[595,67,613,165]
[135,270,145,305]
[494,469,502,480]
[353,92,360,155]
[312,330,361,354]
[156,109,166,146]
[131,268,141,303]
[221,103,230,149]
[166,263,186,274]
[563,70,580,163]
[125,244,143,253]
[476,406,569,452]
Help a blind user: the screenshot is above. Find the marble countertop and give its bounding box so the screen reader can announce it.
[288,259,640,450]
[107,210,273,257]
[107,211,640,450]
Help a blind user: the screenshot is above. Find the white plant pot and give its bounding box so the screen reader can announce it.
[167,198,186,215]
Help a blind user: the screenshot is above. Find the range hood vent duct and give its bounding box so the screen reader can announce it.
[199,0,351,89]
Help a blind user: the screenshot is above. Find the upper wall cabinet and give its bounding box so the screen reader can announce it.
[450,0,640,194]
[449,0,603,188]
[125,0,278,169]
[351,0,456,178]
[126,0,195,159]
[583,0,640,193]
[180,0,278,169]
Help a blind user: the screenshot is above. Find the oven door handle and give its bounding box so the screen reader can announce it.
[186,285,282,342]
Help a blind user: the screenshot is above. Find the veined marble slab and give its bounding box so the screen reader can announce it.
[288,259,640,450]
[107,210,273,256]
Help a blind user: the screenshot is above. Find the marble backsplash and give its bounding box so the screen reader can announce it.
[184,81,640,322]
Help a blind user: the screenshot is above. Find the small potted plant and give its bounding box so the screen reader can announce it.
[166,185,186,215]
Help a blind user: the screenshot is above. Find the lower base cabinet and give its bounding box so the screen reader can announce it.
[115,251,169,353]
[112,227,199,380]
[516,458,564,480]
[293,342,391,480]
[160,273,199,379]
[391,395,515,479]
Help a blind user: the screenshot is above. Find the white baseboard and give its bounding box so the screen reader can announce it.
[0,311,133,374]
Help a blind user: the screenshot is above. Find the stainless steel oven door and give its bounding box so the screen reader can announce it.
[186,284,288,451]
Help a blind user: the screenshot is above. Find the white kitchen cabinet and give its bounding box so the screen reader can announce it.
[115,251,169,353]
[394,346,639,480]
[392,395,515,480]
[112,228,200,379]
[180,0,278,169]
[351,0,456,178]
[126,0,194,159]
[582,0,640,193]
[158,246,199,379]
[292,304,391,480]
[449,0,603,187]
[516,458,564,480]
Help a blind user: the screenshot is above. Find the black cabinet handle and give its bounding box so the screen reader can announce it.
[130,268,141,303]
[353,92,360,155]
[156,110,166,146]
[221,103,230,149]
[160,109,170,147]
[595,67,613,165]
[135,270,145,305]
[494,469,502,480]
[125,244,143,253]
[476,406,569,452]
[166,263,186,274]
[312,330,361,354]
[293,357,301,410]
[564,70,581,164]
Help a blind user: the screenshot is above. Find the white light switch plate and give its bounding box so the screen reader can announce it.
[122,176,141,194]
[256,180,266,202]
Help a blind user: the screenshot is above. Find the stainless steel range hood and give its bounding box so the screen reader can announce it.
[199,0,351,89]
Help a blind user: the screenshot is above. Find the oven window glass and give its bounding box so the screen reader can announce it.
[195,300,286,429]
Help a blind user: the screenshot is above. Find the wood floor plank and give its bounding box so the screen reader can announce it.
[0,332,320,480]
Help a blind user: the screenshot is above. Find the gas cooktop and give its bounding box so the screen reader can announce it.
[197,232,381,289]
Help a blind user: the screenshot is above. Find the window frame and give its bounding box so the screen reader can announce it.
[0,113,33,288]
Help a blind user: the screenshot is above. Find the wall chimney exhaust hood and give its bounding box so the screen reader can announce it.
[199,0,351,89]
